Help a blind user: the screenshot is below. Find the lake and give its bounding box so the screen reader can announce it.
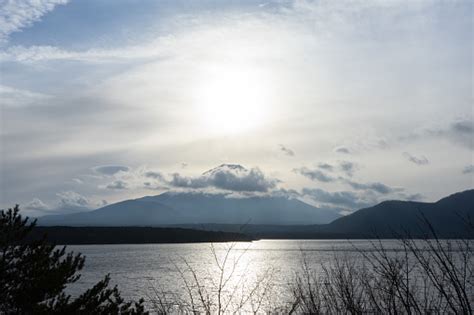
[67,239,472,313]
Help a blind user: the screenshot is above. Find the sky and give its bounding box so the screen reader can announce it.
[0,0,472,217]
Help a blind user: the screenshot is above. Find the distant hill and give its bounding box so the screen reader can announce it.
[25,226,254,245]
[37,192,341,226]
[37,190,473,238]
[174,190,474,239]
[318,189,474,238]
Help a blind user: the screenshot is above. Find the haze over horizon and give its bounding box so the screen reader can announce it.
[0,0,472,218]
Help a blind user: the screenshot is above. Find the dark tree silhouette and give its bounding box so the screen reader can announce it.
[0,205,147,314]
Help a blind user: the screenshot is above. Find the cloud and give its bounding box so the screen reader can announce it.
[0,0,470,210]
[144,171,164,180]
[402,118,473,150]
[339,161,357,177]
[451,119,473,134]
[301,185,418,210]
[462,165,474,174]
[345,180,400,195]
[295,161,399,195]
[143,182,168,190]
[279,144,295,156]
[0,85,51,107]
[210,166,278,192]
[293,167,336,183]
[302,188,373,210]
[56,191,91,208]
[0,0,69,44]
[71,178,83,184]
[271,188,301,199]
[52,191,96,213]
[334,146,351,154]
[403,152,429,165]
[169,164,278,193]
[87,166,166,192]
[0,28,191,63]
[448,119,473,149]
[401,193,424,201]
[93,165,130,176]
[104,180,128,190]
[334,138,389,155]
[169,173,207,189]
[24,198,50,211]
[294,161,357,182]
[318,163,334,171]
[0,44,164,63]
[24,191,100,216]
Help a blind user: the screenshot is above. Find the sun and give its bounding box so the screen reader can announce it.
[193,65,271,134]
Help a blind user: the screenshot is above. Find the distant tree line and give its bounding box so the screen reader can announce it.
[25,226,253,245]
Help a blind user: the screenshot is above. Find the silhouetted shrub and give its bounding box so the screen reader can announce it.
[0,205,147,314]
[288,217,473,314]
[148,242,276,314]
[147,217,473,314]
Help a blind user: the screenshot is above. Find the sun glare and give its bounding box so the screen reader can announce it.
[194,65,271,134]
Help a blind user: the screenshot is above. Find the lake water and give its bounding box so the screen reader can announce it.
[66,239,471,313]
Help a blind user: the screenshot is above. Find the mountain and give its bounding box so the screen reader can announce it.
[202,163,247,176]
[38,200,180,226]
[172,190,474,239]
[37,190,474,238]
[38,192,341,226]
[318,189,474,237]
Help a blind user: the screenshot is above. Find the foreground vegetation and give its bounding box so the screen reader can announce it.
[1,205,472,314]
[148,217,473,314]
[289,234,473,314]
[0,205,147,314]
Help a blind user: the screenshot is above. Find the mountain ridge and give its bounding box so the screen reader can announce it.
[38,191,341,226]
[317,189,474,237]
[156,190,474,238]
[36,189,474,238]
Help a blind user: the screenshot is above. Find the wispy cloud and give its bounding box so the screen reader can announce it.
[403,152,429,166]
[93,165,130,176]
[144,171,164,180]
[0,42,170,62]
[401,118,474,150]
[293,167,336,183]
[23,191,105,217]
[317,163,334,171]
[301,188,373,210]
[462,165,474,174]
[104,180,128,190]
[56,190,92,208]
[24,197,50,212]
[0,84,51,107]
[295,161,401,196]
[345,180,401,195]
[0,0,69,44]
[279,144,295,156]
[339,161,357,177]
[447,120,473,150]
[0,0,471,210]
[334,146,351,154]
